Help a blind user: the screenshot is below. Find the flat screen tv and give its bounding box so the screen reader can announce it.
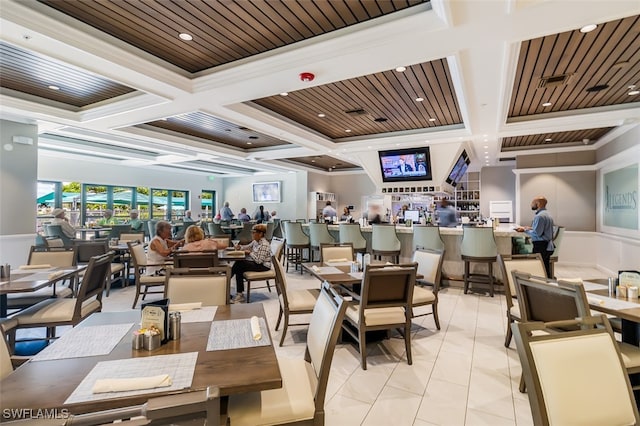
[378,147,432,183]
[252,182,280,203]
[445,150,470,187]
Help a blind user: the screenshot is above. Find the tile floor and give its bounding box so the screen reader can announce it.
[28,264,610,425]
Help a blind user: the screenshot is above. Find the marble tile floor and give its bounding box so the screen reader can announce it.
[15,264,609,425]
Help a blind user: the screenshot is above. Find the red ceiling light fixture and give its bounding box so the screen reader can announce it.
[299,72,315,82]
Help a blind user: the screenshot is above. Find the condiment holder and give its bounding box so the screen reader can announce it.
[144,333,161,351]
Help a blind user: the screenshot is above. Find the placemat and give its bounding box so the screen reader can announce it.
[588,294,639,310]
[312,266,342,275]
[206,318,270,351]
[64,352,198,404]
[32,323,134,362]
[349,272,364,280]
[582,281,607,292]
[180,306,218,323]
[11,270,69,282]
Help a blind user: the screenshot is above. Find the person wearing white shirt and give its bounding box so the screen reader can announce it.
[322,201,337,219]
[50,208,76,239]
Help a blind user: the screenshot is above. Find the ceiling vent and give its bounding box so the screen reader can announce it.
[537,73,574,89]
[345,108,367,116]
[499,157,516,162]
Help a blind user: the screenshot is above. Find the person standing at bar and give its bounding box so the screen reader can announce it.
[516,196,555,277]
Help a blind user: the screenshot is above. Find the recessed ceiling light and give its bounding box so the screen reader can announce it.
[545,138,552,142]
[345,129,352,133]
[428,118,436,122]
[280,92,288,96]
[246,142,252,145]
[311,160,316,163]
[542,102,552,107]
[483,145,488,149]
[48,85,60,90]
[395,66,406,72]
[179,33,193,41]
[317,113,325,117]
[485,155,489,158]
[628,90,640,96]
[580,24,597,33]
[415,97,424,102]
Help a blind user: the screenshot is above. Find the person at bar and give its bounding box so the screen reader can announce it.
[516,196,555,277]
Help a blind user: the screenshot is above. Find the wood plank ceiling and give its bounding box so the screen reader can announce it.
[501,127,614,151]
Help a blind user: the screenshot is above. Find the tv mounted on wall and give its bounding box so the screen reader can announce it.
[252,182,281,203]
[378,147,432,183]
[445,149,470,187]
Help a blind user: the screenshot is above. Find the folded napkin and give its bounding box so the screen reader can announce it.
[327,258,349,262]
[250,316,262,340]
[19,264,52,270]
[48,270,67,280]
[92,374,172,394]
[226,250,245,256]
[169,302,202,312]
[311,265,320,272]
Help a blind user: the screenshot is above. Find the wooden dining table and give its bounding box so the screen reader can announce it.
[0,303,281,417]
[0,265,86,318]
[583,279,640,345]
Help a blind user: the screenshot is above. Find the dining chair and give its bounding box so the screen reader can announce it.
[461,226,498,297]
[127,241,167,308]
[243,237,285,303]
[65,386,222,426]
[319,243,354,262]
[371,224,401,263]
[235,222,254,245]
[338,223,367,254]
[272,218,283,239]
[119,232,145,243]
[173,250,219,268]
[512,316,639,426]
[1,318,18,380]
[44,224,74,247]
[496,253,546,347]
[548,225,565,278]
[513,272,640,392]
[74,240,126,297]
[165,266,231,306]
[107,224,132,240]
[283,221,310,274]
[342,263,417,370]
[209,235,231,249]
[308,223,336,262]
[272,255,320,346]
[11,252,113,345]
[411,248,444,329]
[228,282,346,425]
[43,237,65,249]
[413,225,445,251]
[147,219,159,239]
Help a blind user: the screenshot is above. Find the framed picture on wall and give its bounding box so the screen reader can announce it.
[252,182,281,203]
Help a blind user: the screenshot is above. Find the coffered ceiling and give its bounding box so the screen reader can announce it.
[0,0,638,178]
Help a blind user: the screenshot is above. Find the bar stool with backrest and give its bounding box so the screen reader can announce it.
[235,222,254,245]
[413,225,445,251]
[283,221,310,274]
[461,226,498,297]
[371,224,401,264]
[272,218,282,239]
[308,223,335,262]
[264,221,274,241]
[339,223,367,254]
[548,226,565,279]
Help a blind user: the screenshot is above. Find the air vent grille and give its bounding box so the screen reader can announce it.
[537,73,574,89]
[345,108,367,116]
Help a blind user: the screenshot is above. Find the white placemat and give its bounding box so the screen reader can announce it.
[180,306,218,323]
[64,352,198,404]
[349,272,364,280]
[31,323,134,362]
[11,270,69,282]
[206,318,270,351]
[588,294,640,311]
[325,261,353,267]
[312,266,342,275]
[582,281,608,292]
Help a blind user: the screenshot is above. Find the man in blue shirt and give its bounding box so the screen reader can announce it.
[516,196,555,278]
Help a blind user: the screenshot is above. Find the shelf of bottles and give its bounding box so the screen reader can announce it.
[454,172,480,217]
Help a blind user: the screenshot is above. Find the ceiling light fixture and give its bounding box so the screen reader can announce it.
[545,138,552,142]
[483,145,488,149]
[317,113,325,118]
[299,72,315,82]
[415,97,424,102]
[179,33,193,41]
[48,85,60,90]
[395,66,406,72]
[580,24,597,33]
[542,102,552,107]
[345,129,352,133]
[629,90,640,96]
[428,118,436,122]
[280,92,288,96]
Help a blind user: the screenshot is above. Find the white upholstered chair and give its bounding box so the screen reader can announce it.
[371,224,401,263]
[127,241,166,308]
[338,223,367,254]
[460,227,498,297]
[319,242,354,262]
[228,283,346,425]
[411,248,444,329]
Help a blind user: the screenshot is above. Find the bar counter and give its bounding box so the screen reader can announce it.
[315,223,522,284]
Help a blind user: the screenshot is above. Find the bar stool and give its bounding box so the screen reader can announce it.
[339,223,367,254]
[461,227,498,297]
[283,221,310,274]
[413,225,445,251]
[371,224,401,263]
[308,223,335,262]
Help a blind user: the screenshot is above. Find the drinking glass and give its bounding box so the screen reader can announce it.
[232,239,240,248]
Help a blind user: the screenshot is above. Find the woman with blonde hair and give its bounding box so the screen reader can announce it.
[183,225,217,251]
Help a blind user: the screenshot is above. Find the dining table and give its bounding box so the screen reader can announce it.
[0,303,281,419]
[583,279,640,345]
[0,265,87,318]
[75,227,112,240]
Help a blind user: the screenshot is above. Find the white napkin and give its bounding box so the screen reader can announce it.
[327,258,349,262]
[92,374,172,393]
[48,271,67,280]
[311,265,320,272]
[169,302,202,312]
[250,316,262,340]
[19,264,52,270]
[226,250,245,256]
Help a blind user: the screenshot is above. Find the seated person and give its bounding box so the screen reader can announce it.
[340,207,351,221]
[97,209,118,226]
[253,205,271,223]
[230,224,272,303]
[237,208,252,222]
[270,211,278,219]
[182,225,218,251]
[50,208,76,239]
[147,221,183,275]
[183,210,195,223]
[127,209,144,231]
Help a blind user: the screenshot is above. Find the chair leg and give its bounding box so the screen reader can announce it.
[463,260,470,294]
[505,318,513,348]
[266,280,272,293]
[519,374,526,393]
[488,262,494,297]
[275,307,283,331]
[359,328,367,370]
[132,284,141,309]
[404,323,412,365]
[432,303,441,330]
[246,281,251,303]
[279,314,289,347]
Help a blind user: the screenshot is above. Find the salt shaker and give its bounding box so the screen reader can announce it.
[629,286,638,302]
[170,312,181,340]
[608,277,617,297]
